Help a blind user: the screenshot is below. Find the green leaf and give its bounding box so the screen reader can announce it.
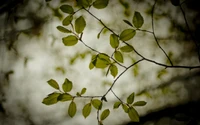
[119,29,136,41]
[47,79,59,90]
[76,0,92,8]
[110,34,119,48]
[110,64,118,78]
[127,92,135,104]
[82,103,92,118]
[75,16,86,34]
[113,101,121,109]
[42,92,60,105]
[62,15,73,26]
[132,11,144,28]
[93,53,111,68]
[60,5,74,14]
[114,51,124,63]
[100,109,110,121]
[57,93,73,102]
[62,35,78,46]
[123,20,133,27]
[62,78,73,92]
[81,88,87,95]
[89,62,94,69]
[120,45,134,52]
[68,101,77,117]
[133,101,147,106]
[122,104,129,113]
[128,107,139,122]
[93,0,109,9]
[91,99,102,110]
[56,26,71,33]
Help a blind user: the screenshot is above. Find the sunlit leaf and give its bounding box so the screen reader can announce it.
[110,34,119,48]
[57,93,73,102]
[42,92,60,105]
[93,53,111,68]
[81,88,87,95]
[132,11,144,28]
[47,79,59,90]
[100,109,110,121]
[91,99,102,110]
[68,101,77,117]
[123,20,133,27]
[56,26,71,33]
[133,101,147,106]
[62,78,73,92]
[60,5,74,14]
[120,45,134,52]
[62,35,78,46]
[127,92,135,104]
[75,16,86,34]
[110,64,118,78]
[128,107,139,122]
[113,101,121,109]
[82,103,92,118]
[114,51,123,63]
[89,62,94,69]
[62,15,73,26]
[93,0,109,9]
[119,29,136,41]
[122,104,129,113]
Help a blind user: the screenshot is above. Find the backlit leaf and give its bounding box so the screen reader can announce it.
[42,92,60,105]
[110,64,118,78]
[56,26,71,33]
[62,35,78,46]
[47,79,59,90]
[93,53,110,68]
[57,93,73,102]
[132,11,144,28]
[123,20,133,27]
[100,109,110,121]
[92,99,102,110]
[82,103,92,118]
[81,88,87,95]
[110,34,119,48]
[128,107,139,122]
[93,0,109,9]
[114,51,123,63]
[75,16,86,34]
[133,101,147,106]
[113,101,121,109]
[120,45,134,52]
[76,0,92,8]
[119,29,136,41]
[62,15,73,26]
[127,92,135,104]
[68,101,77,117]
[122,104,129,113]
[60,5,74,14]
[62,78,73,92]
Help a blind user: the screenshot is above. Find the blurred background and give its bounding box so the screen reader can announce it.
[0,0,200,125]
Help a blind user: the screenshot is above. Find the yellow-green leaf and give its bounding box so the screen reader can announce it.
[57,93,73,102]
[93,0,109,9]
[120,29,136,41]
[56,26,71,33]
[110,64,118,78]
[77,0,92,8]
[81,88,87,95]
[132,11,144,28]
[133,101,147,106]
[62,35,78,46]
[127,92,135,104]
[68,101,77,118]
[114,51,123,63]
[128,107,139,122]
[91,99,102,110]
[75,16,86,34]
[62,15,73,26]
[42,92,60,105]
[110,34,119,48]
[60,5,74,14]
[62,78,73,92]
[113,101,121,109]
[120,45,134,52]
[82,103,92,118]
[47,79,59,90]
[122,104,129,113]
[100,109,110,121]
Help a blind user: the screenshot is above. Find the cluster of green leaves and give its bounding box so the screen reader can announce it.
[113,92,146,122]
